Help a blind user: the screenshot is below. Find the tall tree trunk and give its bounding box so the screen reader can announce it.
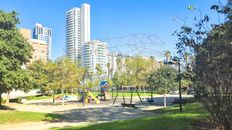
[164,93,166,107]
[42,89,45,96]
[71,89,74,95]
[52,91,55,104]
[151,86,153,100]
[61,87,64,105]
[224,122,231,130]
[0,92,2,106]
[6,91,10,103]
[77,91,79,101]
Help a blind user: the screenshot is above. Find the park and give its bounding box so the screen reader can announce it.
[1,0,232,130]
[0,91,198,130]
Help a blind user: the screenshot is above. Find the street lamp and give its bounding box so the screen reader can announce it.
[164,56,183,112]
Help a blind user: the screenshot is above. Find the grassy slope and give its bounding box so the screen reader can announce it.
[52,102,208,130]
[0,110,63,124]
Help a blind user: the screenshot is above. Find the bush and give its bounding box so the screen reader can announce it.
[1,99,6,104]
[9,97,22,103]
[175,1,232,129]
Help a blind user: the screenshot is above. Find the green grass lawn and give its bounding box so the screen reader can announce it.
[25,95,52,100]
[0,110,64,124]
[52,102,209,130]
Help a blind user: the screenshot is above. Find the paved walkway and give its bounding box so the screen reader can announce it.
[0,95,192,130]
[0,106,158,130]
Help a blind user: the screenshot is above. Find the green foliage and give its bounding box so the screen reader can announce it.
[86,81,94,88]
[0,10,33,105]
[147,66,178,94]
[54,57,85,91]
[95,64,104,79]
[28,60,48,94]
[174,1,232,129]
[0,99,6,104]
[53,102,208,130]
[29,57,85,92]
[112,72,120,87]
[113,55,157,88]
[28,57,85,103]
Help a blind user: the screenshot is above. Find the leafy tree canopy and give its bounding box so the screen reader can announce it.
[0,10,33,105]
[147,66,178,94]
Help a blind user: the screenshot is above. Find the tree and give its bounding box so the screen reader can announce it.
[164,50,171,61]
[106,62,110,79]
[28,60,48,95]
[174,1,232,129]
[95,64,103,79]
[52,57,84,105]
[113,55,159,94]
[44,61,59,103]
[0,10,34,106]
[147,66,178,107]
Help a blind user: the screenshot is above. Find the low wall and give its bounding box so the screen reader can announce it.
[2,89,40,99]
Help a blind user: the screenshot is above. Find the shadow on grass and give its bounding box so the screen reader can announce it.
[51,102,210,130]
[0,105,15,110]
[43,113,67,122]
[52,115,198,130]
[0,107,65,124]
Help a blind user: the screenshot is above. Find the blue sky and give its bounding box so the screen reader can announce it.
[0,0,224,60]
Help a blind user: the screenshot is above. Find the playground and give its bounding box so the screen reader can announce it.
[0,80,193,130]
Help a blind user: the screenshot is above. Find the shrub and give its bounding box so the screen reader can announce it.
[9,97,22,103]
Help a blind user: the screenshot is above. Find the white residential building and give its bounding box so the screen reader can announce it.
[81,3,91,66]
[81,3,90,45]
[66,3,90,63]
[66,7,81,61]
[83,40,108,75]
[33,23,52,59]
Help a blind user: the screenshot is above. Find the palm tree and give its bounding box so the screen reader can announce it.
[164,50,171,61]
[106,62,110,79]
[150,56,155,70]
[95,64,103,80]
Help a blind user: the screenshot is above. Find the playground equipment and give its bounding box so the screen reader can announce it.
[113,86,143,107]
[96,81,110,101]
[79,89,100,105]
[146,86,155,103]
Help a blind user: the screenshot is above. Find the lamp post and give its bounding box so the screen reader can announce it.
[164,56,182,112]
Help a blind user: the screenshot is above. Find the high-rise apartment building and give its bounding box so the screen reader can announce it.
[81,3,90,45]
[66,7,81,62]
[83,40,108,74]
[19,28,48,63]
[66,3,90,63]
[33,23,52,59]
